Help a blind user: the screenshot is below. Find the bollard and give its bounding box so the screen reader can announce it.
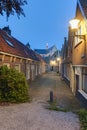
[50,91,53,102]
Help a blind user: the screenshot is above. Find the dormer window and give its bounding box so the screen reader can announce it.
[3,35,14,47]
[5,39,14,47]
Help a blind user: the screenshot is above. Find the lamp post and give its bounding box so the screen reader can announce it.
[69,18,80,30]
[69,18,86,61]
[57,57,60,73]
[69,18,86,40]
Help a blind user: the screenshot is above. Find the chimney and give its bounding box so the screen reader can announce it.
[26,42,30,49]
[2,26,11,35]
[64,37,67,44]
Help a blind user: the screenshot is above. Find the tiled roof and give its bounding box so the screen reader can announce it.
[78,0,87,18]
[0,29,42,62]
[35,53,46,63]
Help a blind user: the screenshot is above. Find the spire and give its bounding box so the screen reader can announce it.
[46,43,48,49]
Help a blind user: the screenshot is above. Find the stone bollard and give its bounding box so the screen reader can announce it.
[50,91,53,102]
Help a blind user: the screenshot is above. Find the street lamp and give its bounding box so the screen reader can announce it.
[69,18,86,40]
[69,18,80,29]
[57,57,60,73]
[69,18,86,61]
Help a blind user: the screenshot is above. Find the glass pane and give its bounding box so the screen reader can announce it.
[83,75,87,93]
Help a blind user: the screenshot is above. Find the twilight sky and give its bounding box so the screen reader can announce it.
[0,0,77,50]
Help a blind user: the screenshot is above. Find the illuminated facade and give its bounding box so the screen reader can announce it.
[69,0,87,107]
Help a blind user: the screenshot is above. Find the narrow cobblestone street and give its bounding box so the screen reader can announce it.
[29,71,81,110]
[0,72,81,130]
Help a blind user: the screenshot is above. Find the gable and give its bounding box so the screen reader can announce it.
[76,0,87,19]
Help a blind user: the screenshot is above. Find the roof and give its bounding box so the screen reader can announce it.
[35,49,49,54]
[0,29,43,62]
[48,45,57,51]
[77,0,87,18]
[35,45,57,55]
[35,53,46,63]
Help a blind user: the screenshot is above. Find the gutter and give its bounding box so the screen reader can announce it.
[0,51,40,63]
[72,65,87,67]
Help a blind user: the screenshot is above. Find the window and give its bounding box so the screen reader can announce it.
[85,19,87,32]
[36,65,38,76]
[26,64,30,80]
[3,63,10,68]
[64,64,67,78]
[75,26,82,46]
[14,64,20,72]
[5,39,14,47]
[82,75,87,93]
[3,35,14,47]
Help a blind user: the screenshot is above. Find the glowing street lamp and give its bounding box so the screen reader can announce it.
[69,18,85,40]
[69,18,86,61]
[69,18,80,30]
[57,57,60,62]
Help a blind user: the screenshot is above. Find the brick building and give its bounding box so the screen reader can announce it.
[61,0,87,108]
[0,27,46,82]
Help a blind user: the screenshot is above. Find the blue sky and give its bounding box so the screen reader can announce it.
[0,0,77,50]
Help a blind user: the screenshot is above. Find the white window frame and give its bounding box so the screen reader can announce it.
[78,67,87,99]
[26,64,30,80]
[75,25,82,46]
[36,65,38,76]
[82,74,87,94]
[64,64,67,78]
[14,64,20,72]
[3,63,10,68]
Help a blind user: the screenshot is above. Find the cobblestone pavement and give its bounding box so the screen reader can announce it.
[0,71,81,130]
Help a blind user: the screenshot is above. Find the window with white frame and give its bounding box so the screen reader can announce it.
[75,26,82,46]
[26,64,30,80]
[3,35,14,47]
[14,64,20,72]
[3,63,10,68]
[64,64,67,78]
[36,65,38,76]
[85,19,87,32]
[82,74,87,93]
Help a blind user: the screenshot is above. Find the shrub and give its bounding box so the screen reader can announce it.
[0,65,29,103]
[78,109,87,130]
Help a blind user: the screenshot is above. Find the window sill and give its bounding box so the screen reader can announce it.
[78,90,87,99]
